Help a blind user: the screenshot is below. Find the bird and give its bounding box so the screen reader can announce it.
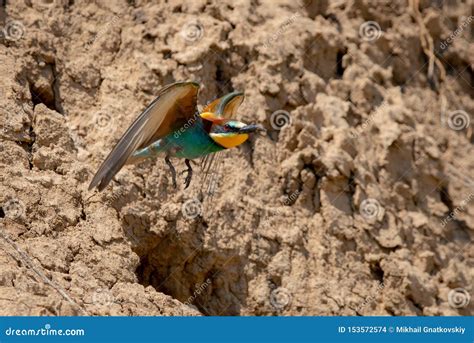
[88,81,265,191]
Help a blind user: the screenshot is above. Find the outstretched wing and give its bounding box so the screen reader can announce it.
[202,91,244,117]
[200,91,244,193]
[89,81,199,191]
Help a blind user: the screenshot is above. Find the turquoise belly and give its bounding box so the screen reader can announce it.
[132,120,224,160]
[167,124,223,159]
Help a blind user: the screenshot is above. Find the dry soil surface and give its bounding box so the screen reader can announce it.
[0,0,473,316]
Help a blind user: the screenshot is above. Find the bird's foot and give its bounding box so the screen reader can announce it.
[165,156,177,188]
[180,159,193,189]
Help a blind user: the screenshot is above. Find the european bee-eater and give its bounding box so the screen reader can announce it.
[89,81,264,191]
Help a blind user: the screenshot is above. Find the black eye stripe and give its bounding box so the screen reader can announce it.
[220,123,241,132]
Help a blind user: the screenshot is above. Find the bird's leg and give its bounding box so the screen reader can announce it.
[165,156,177,188]
[180,159,193,189]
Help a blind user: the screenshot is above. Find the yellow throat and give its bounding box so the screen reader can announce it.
[210,132,249,149]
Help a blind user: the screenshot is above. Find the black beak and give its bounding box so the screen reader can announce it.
[238,124,266,134]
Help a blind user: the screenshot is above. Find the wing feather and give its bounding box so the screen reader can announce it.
[202,91,244,117]
[89,81,199,191]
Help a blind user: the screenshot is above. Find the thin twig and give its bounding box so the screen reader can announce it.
[0,227,89,315]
